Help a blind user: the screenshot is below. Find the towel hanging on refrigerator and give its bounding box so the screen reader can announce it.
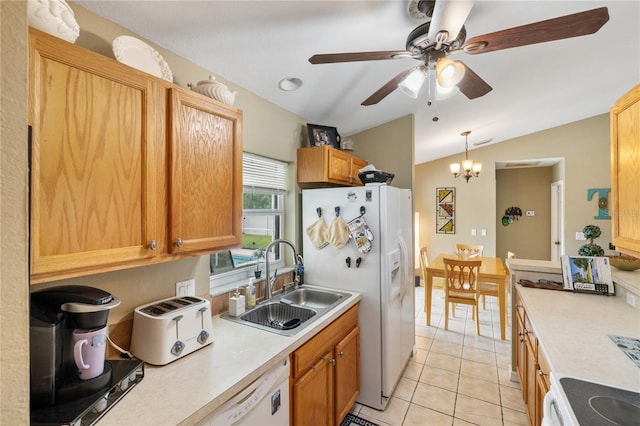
[347,210,374,254]
[326,206,350,249]
[306,208,329,249]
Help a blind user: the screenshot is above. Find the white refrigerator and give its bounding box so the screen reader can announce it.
[302,185,415,410]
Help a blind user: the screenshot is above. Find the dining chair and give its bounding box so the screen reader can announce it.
[455,243,484,259]
[419,246,446,296]
[443,258,482,335]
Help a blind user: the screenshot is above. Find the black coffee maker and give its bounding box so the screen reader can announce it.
[30,285,121,408]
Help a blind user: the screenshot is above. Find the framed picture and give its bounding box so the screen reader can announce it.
[436,187,455,234]
[307,124,341,149]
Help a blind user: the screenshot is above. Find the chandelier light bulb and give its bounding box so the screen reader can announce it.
[450,130,481,182]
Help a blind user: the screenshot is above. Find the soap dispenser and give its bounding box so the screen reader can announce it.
[229,288,245,317]
[247,278,256,307]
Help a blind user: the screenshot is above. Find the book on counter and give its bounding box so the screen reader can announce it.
[560,255,614,295]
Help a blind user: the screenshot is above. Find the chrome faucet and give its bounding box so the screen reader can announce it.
[264,239,299,301]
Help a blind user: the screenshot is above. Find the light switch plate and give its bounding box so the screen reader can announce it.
[526,210,535,217]
[575,232,586,241]
[176,279,196,297]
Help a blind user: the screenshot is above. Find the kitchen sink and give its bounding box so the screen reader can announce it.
[221,286,351,336]
[280,288,346,309]
[241,302,316,331]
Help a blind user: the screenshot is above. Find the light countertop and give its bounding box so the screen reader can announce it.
[511,261,640,392]
[98,285,361,425]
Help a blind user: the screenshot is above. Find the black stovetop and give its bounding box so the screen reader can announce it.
[31,359,144,426]
[560,377,640,426]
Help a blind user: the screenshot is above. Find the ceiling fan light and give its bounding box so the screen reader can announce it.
[450,163,461,174]
[398,67,426,99]
[436,82,459,100]
[436,57,465,88]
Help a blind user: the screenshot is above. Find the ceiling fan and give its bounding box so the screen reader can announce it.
[308,0,609,106]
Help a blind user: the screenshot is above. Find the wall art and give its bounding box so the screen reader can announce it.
[436,187,455,234]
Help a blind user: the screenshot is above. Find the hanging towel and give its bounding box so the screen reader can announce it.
[326,207,350,249]
[306,217,329,249]
[347,215,373,254]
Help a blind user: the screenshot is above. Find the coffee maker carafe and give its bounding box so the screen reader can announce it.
[30,285,120,407]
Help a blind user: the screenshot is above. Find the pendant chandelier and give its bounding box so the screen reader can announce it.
[450,131,481,182]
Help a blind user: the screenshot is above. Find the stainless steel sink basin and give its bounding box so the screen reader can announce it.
[280,288,345,309]
[241,302,316,331]
[221,286,351,336]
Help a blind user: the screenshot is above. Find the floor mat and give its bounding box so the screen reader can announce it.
[340,413,380,426]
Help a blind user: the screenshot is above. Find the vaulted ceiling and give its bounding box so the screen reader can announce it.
[76,1,640,164]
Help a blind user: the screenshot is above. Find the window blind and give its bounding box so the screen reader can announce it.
[242,153,288,194]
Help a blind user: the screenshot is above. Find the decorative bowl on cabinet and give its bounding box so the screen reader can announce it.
[28,0,80,43]
[189,75,237,106]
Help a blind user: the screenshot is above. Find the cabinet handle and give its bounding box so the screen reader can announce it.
[311,365,316,371]
[338,351,344,358]
[149,240,157,250]
[538,370,547,377]
[330,359,336,366]
[176,238,184,248]
[321,356,326,362]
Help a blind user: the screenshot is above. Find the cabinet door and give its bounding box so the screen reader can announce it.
[292,352,334,426]
[515,313,527,400]
[169,89,242,253]
[350,157,368,186]
[611,83,640,257]
[327,148,353,184]
[29,29,164,282]
[524,330,537,426]
[334,326,360,425]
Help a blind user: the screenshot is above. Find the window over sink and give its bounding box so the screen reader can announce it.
[210,153,288,281]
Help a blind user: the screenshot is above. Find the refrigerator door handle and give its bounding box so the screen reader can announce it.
[397,231,409,305]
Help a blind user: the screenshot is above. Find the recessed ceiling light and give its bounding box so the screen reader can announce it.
[278,77,302,91]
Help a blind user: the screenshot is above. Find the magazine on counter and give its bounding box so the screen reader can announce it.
[560,255,614,294]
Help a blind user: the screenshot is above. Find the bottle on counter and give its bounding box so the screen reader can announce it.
[247,278,256,307]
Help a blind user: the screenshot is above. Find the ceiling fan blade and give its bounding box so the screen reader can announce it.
[361,68,416,106]
[309,50,414,64]
[463,7,609,55]
[427,0,475,44]
[457,63,492,99]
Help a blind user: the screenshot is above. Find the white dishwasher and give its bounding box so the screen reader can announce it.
[198,357,290,426]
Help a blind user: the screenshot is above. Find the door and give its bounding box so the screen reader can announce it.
[334,326,360,425]
[380,186,414,399]
[292,352,334,426]
[168,88,242,254]
[550,181,564,261]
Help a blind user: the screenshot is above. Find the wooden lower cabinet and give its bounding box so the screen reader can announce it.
[515,288,551,426]
[290,304,360,426]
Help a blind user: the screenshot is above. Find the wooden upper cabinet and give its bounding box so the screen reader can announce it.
[297,146,367,188]
[28,28,243,283]
[611,83,640,258]
[28,28,165,283]
[168,88,243,254]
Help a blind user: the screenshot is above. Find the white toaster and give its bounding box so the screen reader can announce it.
[130,295,213,365]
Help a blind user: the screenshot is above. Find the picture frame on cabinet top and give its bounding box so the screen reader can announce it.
[307,124,341,149]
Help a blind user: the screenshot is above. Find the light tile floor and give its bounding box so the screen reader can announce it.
[349,286,528,426]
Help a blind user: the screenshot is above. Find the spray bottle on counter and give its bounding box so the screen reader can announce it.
[246,278,256,307]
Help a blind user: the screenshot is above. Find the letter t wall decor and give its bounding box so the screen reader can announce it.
[436,187,455,234]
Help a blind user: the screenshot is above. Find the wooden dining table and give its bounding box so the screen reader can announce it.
[424,253,509,340]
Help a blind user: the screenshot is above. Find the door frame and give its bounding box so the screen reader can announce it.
[550,180,564,261]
